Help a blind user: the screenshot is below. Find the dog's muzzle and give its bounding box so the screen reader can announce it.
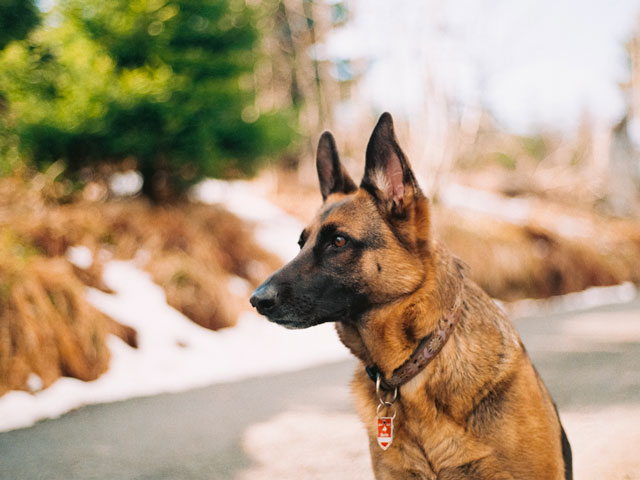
[250,282,279,316]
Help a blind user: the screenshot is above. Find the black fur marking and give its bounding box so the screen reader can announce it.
[377,263,382,272]
[459,461,479,475]
[319,201,342,223]
[362,230,385,250]
[317,223,339,244]
[313,223,348,262]
[466,373,515,433]
[438,460,484,480]
[433,395,451,418]
[551,401,573,480]
[298,229,309,248]
[560,422,573,480]
[359,181,378,200]
[402,320,417,344]
[312,222,384,266]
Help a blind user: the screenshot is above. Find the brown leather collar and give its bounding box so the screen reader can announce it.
[366,289,464,391]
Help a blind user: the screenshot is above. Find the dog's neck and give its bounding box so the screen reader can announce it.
[366,287,463,391]
[336,244,466,388]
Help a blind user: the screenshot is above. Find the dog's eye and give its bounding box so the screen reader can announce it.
[332,235,347,248]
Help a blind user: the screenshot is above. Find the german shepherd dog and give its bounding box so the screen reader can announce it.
[250,113,572,479]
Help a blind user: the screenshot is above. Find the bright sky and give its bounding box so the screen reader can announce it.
[329,0,640,134]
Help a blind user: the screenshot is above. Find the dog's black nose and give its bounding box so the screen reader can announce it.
[250,283,279,315]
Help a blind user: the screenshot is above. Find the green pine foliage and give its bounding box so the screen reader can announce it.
[0,0,40,50]
[0,0,298,200]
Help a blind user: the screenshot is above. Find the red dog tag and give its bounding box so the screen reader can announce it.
[377,417,394,450]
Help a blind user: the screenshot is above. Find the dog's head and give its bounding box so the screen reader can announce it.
[250,113,432,329]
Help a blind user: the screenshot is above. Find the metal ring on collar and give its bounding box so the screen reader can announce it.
[376,373,398,403]
[377,402,397,420]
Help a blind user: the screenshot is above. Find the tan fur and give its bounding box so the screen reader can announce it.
[327,192,566,479]
[319,178,563,478]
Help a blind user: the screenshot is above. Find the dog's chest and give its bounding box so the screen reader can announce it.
[355,379,492,477]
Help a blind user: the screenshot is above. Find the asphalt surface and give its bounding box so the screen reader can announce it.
[0,360,357,480]
[1,299,639,480]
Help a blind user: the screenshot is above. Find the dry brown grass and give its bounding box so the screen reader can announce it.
[0,176,281,396]
[435,207,640,301]
[7,197,281,330]
[0,233,118,396]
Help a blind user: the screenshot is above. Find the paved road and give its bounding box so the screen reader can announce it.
[1,299,639,479]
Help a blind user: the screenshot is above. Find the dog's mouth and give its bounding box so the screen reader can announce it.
[268,318,309,330]
[263,312,331,330]
[257,303,349,330]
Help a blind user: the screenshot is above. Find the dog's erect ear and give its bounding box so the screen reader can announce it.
[361,112,419,213]
[316,131,357,201]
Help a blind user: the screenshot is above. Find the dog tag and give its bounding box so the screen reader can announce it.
[377,417,394,450]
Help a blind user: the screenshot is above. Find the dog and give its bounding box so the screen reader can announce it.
[250,113,572,479]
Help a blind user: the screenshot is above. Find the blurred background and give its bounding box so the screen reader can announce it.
[1,0,640,479]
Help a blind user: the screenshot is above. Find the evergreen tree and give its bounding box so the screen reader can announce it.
[0,0,297,201]
[0,0,39,50]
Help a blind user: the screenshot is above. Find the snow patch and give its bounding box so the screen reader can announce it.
[192,178,303,262]
[505,282,639,318]
[109,170,144,197]
[0,261,349,432]
[66,245,93,269]
[439,183,532,226]
[26,374,43,394]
